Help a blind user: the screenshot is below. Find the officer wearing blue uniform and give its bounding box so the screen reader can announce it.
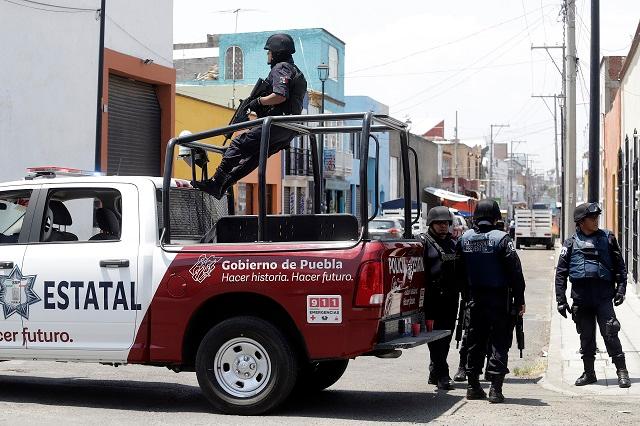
[195,33,307,199]
[458,199,526,403]
[421,206,461,390]
[555,202,631,388]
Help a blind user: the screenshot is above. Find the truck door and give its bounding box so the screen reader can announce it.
[0,187,37,353]
[21,183,139,359]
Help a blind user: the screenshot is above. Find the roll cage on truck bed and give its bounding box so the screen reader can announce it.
[157,112,449,414]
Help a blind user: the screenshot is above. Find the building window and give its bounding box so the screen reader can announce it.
[225,46,243,80]
[329,46,338,80]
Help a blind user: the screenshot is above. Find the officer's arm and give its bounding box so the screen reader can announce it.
[499,236,526,307]
[609,233,627,295]
[261,64,292,106]
[555,239,572,303]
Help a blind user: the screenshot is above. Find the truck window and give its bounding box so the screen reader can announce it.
[0,190,32,245]
[39,188,122,243]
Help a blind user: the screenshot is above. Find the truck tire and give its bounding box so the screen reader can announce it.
[195,316,298,415]
[296,359,349,392]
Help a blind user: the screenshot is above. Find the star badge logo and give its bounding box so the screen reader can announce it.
[0,266,41,320]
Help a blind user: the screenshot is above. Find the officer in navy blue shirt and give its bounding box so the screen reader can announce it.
[458,199,525,403]
[195,33,307,199]
[555,202,630,388]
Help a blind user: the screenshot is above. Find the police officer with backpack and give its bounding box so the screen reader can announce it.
[194,33,307,199]
[555,202,631,388]
[458,199,526,403]
[420,206,462,390]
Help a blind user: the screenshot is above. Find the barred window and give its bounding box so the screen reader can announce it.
[224,46,244,80]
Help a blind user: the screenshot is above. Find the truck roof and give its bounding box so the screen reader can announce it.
[1,175,185,189]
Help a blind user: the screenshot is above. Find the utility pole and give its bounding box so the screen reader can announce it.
[564,0,577,238]
[509,141,526,219]
[588,0,600,202]
[532,94,561,197]
[94,0,106,172]
[489,124,509,198]
[454,111,459,194]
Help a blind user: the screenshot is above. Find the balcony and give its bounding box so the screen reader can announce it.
[323,149,353,178]
[284,147,313,177]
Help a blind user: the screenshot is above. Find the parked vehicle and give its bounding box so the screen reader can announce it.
[514,207,555,249]
[368,217,405,239]
[0,113,447,415]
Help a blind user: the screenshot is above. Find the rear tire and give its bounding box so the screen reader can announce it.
[296,359,349,392]
[195,316,298,415]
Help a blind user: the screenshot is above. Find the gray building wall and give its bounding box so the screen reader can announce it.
[389,132,440,202]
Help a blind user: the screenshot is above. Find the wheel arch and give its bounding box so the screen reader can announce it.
[181,292,309,371]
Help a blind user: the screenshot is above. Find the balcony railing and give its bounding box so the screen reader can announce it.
[284,147,313,177]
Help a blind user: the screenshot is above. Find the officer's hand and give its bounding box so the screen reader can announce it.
[614,293,625,306]
[557,302,570,318]
[247,98,261,113]
[519,304,526,316]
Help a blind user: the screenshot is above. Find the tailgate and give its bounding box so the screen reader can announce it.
[380,240,425,319]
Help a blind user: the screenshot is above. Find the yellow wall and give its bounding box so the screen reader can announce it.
[174,94,234,179]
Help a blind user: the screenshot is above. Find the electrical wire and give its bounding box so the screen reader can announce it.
[2,0,94,13]
[17,0,95,10]
[107,15,174,66]
[347,3,554,75]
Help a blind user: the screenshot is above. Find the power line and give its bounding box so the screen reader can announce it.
[107,15,173,65]
[18,0,95,10]
[347,4,554,75]
[2,0,94,13]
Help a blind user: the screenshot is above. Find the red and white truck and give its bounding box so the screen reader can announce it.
[0,113,446,414]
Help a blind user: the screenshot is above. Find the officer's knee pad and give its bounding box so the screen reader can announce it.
[605,318,621,337]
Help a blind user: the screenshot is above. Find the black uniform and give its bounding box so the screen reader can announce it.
[421,229,461,382]
[218,59,307,184]
[555,229,626,362]
[458,224,526,378]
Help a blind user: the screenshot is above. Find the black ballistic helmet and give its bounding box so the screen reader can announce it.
[474,199,501,224]
[427,206,453,226]
[573,202,602,222]
[264,33,296,55]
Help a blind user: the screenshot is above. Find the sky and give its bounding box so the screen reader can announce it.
[174,1,640,173]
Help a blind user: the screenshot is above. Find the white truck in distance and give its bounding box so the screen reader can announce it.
[514,205,555,250]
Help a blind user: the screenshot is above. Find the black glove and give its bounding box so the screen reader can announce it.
[247,98,262,113]
[614,292,625,306]
[557,302,570,318]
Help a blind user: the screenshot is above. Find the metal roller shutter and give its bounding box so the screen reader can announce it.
[107,74,161,176]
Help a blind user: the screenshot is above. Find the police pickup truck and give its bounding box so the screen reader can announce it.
[0,113,447,415]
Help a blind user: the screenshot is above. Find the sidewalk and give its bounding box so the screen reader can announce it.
[542,247,640,396]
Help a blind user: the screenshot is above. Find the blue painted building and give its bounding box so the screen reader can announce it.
[344,96,390,216]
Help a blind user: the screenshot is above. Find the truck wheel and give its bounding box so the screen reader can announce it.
[296,359,349,392]
[195,316,298,415]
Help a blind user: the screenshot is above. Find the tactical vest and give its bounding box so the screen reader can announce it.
[460,228,508,288]
[422,233,457,287]
[270,63,307,116]
[568,230,613,282]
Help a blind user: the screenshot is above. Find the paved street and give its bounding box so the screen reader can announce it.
[0,248,639,424]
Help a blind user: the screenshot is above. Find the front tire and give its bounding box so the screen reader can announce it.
[296,359,349,392]
[195,316,298,415]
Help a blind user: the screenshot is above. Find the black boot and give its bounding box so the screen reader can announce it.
[613,356,631,388]
[453,365,467,382]
[575,358,597,386]
[488,375,505,403]
[192,168,234,200]
[466,374,486,400]
[428,373,437,385]
[437,376,454,390]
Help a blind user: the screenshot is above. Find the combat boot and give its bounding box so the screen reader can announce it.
[453,365,467,382]
[193,169,234,200]
[427,373,437,385]
[613,356,631,388]
[575,358,597,386]
[488,375,505,403]
[437,376,454,390]
[466,374,486,400]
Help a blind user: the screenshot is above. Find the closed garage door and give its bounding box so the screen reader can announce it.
[107,74,161,176]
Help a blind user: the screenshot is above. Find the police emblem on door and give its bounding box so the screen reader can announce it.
[0,266,41,319]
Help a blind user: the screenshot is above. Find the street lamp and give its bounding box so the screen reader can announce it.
[317,63,329,212]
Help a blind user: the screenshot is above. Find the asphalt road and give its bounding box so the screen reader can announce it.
[0,248,639,424]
